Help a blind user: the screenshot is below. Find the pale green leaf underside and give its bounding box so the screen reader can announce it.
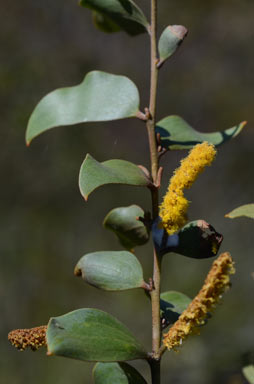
[103,205,149,250]
[26,71,140,144]
[80,0,149,36]
[93,362,148,384]
[226,204,254,219]
[243,365,254,384]
[47,308,147,362]
[155,115,246,150]
[79,154,151,200]
[74,251,144,291]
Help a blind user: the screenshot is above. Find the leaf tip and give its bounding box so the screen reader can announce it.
[25,132,31,147]
[74,265,81,277]
[241,120,248,129]
[169,25,188,40]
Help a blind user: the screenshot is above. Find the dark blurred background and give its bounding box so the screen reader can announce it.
[1,0,254,383]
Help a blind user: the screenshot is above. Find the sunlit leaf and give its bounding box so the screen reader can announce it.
[80,0,149,36]
[47,309,147,362]
[26,71,140,144]
[152,218,223,258]
[79,154,152,200]
[226,204,254,219]
[155,115,246,150]
[103,205,149,250]
[74,251,145,291]
[93,362,148,384]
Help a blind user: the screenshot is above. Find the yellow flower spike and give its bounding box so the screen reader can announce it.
[159,142,216,235]
[163,252,235,351]
[8,325,47,351]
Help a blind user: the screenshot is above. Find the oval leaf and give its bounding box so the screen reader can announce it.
[26,71,140,145]
[152,218,223,258]
[243,365,254,384]
[79,154,151,200]
[80,0,149,36]
[93,362,148,384]
[160,291,192,327]
[103,205,149,250]
[158,25,188,66]
[74,251,145,291]
[226,204,254,219]
[47,308,147,362]
[92,11,121,33]
[155,115,247,150]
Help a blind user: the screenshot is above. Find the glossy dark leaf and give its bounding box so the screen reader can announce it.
[155,115,246,150]
[93,362,148,384]
[47,309,147,362]
[103,205,149,250]
[74,251,145,291]
[160,291,191,327]
[152,218,223,258]
[26,71,140,144]
[80,0,149,36]
[79,154,151,200]
[226,204,254,219]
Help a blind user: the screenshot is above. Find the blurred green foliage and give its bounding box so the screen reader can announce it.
[1,0,254,383]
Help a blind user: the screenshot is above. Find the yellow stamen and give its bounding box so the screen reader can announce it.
[163,252,235,350]
[159,142,216,235]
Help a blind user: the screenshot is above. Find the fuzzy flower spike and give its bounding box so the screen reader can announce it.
[159,141,216,235]
[8,325,47,351]
[163,252,235,350]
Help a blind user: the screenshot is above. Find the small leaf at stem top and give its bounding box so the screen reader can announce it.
[158,25,188,66]
[93,362,148,384]
[80,0,149,36]
[79,154,152,200]
[26,71,140,145]
[74,251,145,291]
[46,308,147,362]
[103,205,150,250]
[155,115,246,150]
[226,204,254,219]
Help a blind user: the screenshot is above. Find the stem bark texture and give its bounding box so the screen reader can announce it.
[146,1,161,383]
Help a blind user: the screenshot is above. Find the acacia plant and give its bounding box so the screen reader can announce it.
[8,1,247,383]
